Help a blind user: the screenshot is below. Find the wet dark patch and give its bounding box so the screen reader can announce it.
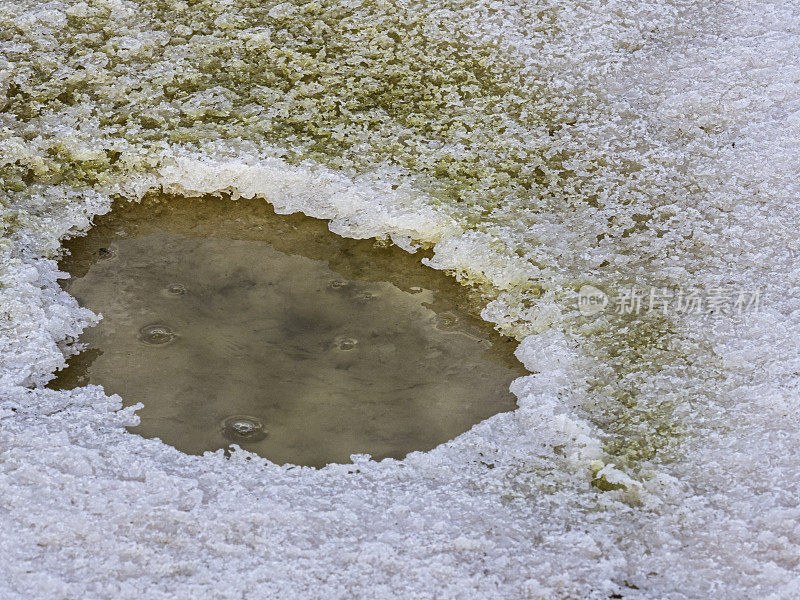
[50,193,525,467]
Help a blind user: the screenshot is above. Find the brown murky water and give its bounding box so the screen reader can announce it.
[50,194,524,467]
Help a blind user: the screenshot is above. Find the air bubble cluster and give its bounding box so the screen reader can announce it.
[335,337,358,351]
[221,416,267,443]
[166,284,187,296]
[139,324,176,345]
[436,313,458,329]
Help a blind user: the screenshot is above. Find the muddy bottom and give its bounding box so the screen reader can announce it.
[50,194,524,467]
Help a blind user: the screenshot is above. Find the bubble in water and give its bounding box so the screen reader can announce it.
[139,324,176,345]
[336,337,358,351]
[229,418,258,435]
[436,312,458,329]
[328,279,349,290]
[165,283,186,296]
[97,246,117,260]
[221,416,266,442]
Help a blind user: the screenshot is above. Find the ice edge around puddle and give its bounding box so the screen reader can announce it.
[45,156,605,477]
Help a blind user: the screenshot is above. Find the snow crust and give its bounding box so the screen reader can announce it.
[2,0,800,597]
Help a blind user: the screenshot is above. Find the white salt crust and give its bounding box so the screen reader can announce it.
[2,0,800,598]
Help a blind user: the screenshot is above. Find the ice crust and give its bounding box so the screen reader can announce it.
[2,0,800,598]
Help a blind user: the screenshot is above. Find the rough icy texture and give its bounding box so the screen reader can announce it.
[1,0,800,598]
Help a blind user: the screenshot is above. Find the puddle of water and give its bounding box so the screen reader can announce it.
[50,194,524,467]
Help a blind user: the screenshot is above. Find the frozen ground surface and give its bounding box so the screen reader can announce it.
[1,0,800,598]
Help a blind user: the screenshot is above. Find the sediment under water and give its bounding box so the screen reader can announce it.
[50,194,524,467]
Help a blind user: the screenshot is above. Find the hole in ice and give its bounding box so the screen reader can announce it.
[49,193,524,467]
